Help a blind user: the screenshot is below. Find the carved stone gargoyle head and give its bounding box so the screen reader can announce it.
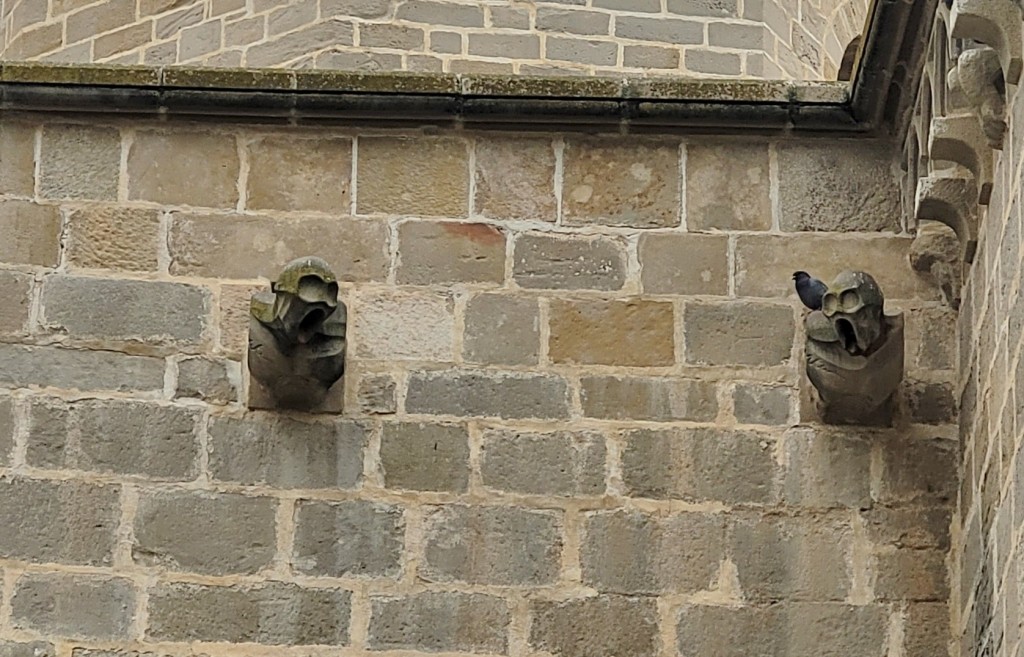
[247,256,347,412]
[804,271,904,426]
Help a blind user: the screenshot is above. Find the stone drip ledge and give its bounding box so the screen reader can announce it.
[0,61,861,133]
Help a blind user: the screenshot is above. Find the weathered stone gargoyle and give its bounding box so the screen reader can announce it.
[804,271,904,426]
[247,256,346,412]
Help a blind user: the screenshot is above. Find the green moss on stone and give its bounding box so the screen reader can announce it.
[1,62,160,86]
[460,74,625,98]
[293,70,459,94]
[162,67,295,91]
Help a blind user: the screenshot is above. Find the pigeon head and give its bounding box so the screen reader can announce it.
[793,271,810,282]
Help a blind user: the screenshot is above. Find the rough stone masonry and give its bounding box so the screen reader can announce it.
[0,94,956,656]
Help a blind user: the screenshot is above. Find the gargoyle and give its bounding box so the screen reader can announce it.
[247,256,346,412]
[804,271,904,426]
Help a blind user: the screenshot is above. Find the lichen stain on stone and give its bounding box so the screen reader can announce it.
[442,222,504,245]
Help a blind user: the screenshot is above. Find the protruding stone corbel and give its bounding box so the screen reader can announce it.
[915,175,979,263]
[909,221,963,309]
[950,0,1023,84]
[247,256,347,413]
[949,46,1007,147]
[804,271,904,426]
[928,114,994,204]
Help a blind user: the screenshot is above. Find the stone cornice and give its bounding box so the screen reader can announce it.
[0,0,934,136]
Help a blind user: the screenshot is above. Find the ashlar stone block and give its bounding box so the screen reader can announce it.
[128,130,240,207]
[358,136,469,217]
[550,299,675,366]
[563,138,681,228]
[463,293,540,365]
[368,592,508,653]
[246,135,352,213]
[475,138,557,221]
[11,574,134,640]
[293,499,404,578]
[422,505,562,585]
[397,221,506,284]
[480,428,606,496]
[686,141,771,230]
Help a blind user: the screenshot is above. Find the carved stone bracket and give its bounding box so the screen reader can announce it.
[915,175,980,263]
[247,256,347,413]
[928,114,994,203]
[910,221,963,309]
[950,0,1022,85]
[949,46,1008,148]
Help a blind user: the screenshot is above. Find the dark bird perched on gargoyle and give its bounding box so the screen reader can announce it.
[247,256,346,412]
[793,270,828,310]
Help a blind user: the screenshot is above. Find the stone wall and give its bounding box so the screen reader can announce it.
[900,2,1024,657]
[0,106,955,654]
[0,0,869,78]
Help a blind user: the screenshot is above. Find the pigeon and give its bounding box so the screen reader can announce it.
[793,271,827,310]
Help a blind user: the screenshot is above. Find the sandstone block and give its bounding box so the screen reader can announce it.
[667,0,738,15]
[733,383,792,425]
[266,0,318,37]
[708,21,771,48]
[686,141,771,230]
[405,369,570,419]
[322,0,390,17]
[777,141,900,232]
[781,428,871,508]
[40,125,119,200]
[0,344,165,393]
[536,8,610,35]
[731,514,851,601]
[582,509,725,594]
[0,478,119,565]
[677,603,887,656]
[906,306,956,371]
[94,21,153,59]
[862,507,951,550]
[380,421,469,492]
[397,221,506,284]
[622,428,777,503]
[683,301,793,366]
[11,574,133,639]
[513,233,627,290]
[0,122,36,197]
[530,596,659,657]
[422,505,562,585]
[468,33,540,57]
[0,397,12,466]
[430,30,462,53]
[41,275,209,346]
[463,294,540,365]
[0,642,53,657]
[480,428,606,496]
[580,376,717,421]
[358,137,469,216]
[877,437,956,503]
[293,499,404,577]
[563,139,681,227]
[66,207,161,272]
[356,373,397,414]
[208,414,365,489]
[0,201,61,267]
[734,234,933,301]
[639,233,728,295]
[596,0,659,9]
[360,23,423,48]
[175,356,238,404]
[489,6,529,27]
[874,549,949,601]
[685,50,743,75]
[546,36,617,65]
[395,0,484,25]
[26,398,200,480]
[368,592,508,653]
[475,138,557,221]
[904,380,956,424]
[353,291,455,361]
[247,135,351,213]
[133,489,277,574]
[550,299,675,366]
[147,582,350,644]
[128,130,239,207]
[615,16,702,44]
[246,20,354,66]
[624,45,680,68]
[0,270,32,336]
[170,212,388,281]
[905,603,952,657]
